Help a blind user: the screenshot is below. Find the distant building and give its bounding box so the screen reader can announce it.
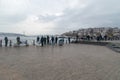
[62,27,120,38]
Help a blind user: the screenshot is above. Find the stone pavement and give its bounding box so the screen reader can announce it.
[0,44,120,80]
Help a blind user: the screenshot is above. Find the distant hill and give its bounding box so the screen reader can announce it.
[62,27,120,37]
[0,32,26,37]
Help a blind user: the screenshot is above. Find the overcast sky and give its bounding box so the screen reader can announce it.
[0,0,120,35]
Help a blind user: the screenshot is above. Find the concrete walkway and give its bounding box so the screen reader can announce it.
[0,44,120,80]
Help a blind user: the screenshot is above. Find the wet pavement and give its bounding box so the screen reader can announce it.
[0,44,120,80]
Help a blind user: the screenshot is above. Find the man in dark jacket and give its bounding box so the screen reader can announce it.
[41,36,44,47]
[4,37,8,47]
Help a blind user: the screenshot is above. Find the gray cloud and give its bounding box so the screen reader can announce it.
[0,0,120,34]
[38,15,59,23]
[54,0,120,34]
[0,14,27,25]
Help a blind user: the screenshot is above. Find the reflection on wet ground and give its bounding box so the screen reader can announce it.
[0,44,120,80]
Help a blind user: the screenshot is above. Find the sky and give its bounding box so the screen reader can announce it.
[0,0,120,35]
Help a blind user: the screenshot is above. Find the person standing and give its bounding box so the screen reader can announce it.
[4,37,8,47]
[25,40,29,46]
[44,37,47,45]
[68,37,71,44]
[9,40,12,47]
[16,37,21,45]
[0,40,2,47]
[36,36,40,43]
[76,35,79,43]
[47,36,50,45]
[104,35,107,41]
[51,36,54,45]
[55,36,58,44]
[40,36,44,47]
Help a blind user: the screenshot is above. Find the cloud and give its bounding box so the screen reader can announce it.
[0,0,29,15]
[0,15,27,26]
[55,0,120,33]
[0,0,120,34]
[38,14,61,23]
[14,15,56,35]
[0,0,30,26]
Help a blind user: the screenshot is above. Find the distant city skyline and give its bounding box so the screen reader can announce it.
[0,0,120,35]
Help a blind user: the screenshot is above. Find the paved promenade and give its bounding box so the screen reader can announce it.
[103,40,120,43]
[0,44,120,80]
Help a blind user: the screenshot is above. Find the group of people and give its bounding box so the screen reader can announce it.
[0,36,71,47]
[0,37,12,47]
[0,36,28,47]
[36,36,68,47]
[75,34,120,42]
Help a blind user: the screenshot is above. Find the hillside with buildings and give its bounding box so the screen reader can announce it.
[0,32,25,37]
[62,27,120,36]
[62,27,120,40]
